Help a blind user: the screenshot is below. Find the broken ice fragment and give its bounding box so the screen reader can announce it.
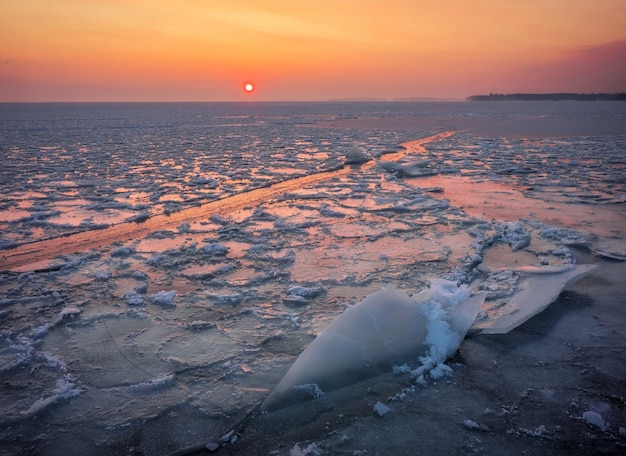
[463,419,481,430]
[294,383,324,399]
[283,294,309,306]
[429,363,453,379]
[111,246,135,257]
[148,290,177,307]
[344,143,369,165]
[498,221,531,251]
[203,242,228,256]
[126,209,150,223]
[594,247,626,261]
[373,401,390,417]
[582,410,607,431]
[125,290,144,306]
[55,307,81,323]
[287,285,326,298]
[472,264,597,334]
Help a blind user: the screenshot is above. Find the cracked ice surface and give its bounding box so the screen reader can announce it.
[0,101,624,454]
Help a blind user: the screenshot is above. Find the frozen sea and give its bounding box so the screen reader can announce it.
[1,101,625,455]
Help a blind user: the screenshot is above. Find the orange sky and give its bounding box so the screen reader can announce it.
[1,0,625,102]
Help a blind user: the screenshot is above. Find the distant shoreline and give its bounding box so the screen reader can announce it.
[467,92,626,101]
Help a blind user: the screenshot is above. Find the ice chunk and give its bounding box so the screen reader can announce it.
[538,225,587,246]
[463,419,481,430]
[283,294,309,306]
[429,363,453,379]
[203,242,228,256]
[32,324,52,339]
[472,264,597,334]
[398,286,486,384]
[261,281,486,411]
[111,246,135,257]
[377,160,436,177]
[126,209,150,223]
[125,290,144,306]
[373,400,390,416]
[582,410,607,431]
[0,237,18,250]
[55,307,81,323]
[190,176,218,188]
[184,320,216,331]
[205,292,242,306]
[148,290,177,307]
[287,284,326,299]
[344,143,369,164]
[497,221,531,251]
[94,270,112,280]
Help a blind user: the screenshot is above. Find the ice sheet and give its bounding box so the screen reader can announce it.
[0,101,624,454]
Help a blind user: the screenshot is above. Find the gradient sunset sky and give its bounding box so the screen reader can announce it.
[1,0,625,102]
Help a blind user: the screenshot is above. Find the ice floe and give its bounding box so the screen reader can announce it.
[472,264,597,334]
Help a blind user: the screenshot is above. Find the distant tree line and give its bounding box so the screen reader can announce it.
[467,92,626,101]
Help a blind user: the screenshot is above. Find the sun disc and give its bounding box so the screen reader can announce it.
[244,83,254,93]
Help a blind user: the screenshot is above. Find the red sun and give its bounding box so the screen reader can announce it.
[244,82,255,93]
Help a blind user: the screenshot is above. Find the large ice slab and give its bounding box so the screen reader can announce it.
[471,264,597,335]
[261,281,486,411]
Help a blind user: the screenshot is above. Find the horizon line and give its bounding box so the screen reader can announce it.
[0,98,465,104]
[2,92,625,104]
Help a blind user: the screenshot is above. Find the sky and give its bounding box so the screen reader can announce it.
[1,0,625,102]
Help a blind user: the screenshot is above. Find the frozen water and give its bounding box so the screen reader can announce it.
[0,101,624,454]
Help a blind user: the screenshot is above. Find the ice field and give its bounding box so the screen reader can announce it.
[1,101,625,455]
